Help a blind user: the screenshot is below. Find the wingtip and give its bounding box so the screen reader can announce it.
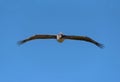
[17,40,25,45]
[96,43,104,48]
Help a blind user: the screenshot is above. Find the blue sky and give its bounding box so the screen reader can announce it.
[0,0,120,82]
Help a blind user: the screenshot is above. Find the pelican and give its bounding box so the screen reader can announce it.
[18,32,104,48]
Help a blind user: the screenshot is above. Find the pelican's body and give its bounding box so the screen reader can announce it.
[56,33,64,43]
[18,32,104,48]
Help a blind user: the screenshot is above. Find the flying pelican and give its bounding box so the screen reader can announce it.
[18,32,104,48]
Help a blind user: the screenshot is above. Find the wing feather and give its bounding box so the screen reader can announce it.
[63,35,104,48]
[18,34,56,44]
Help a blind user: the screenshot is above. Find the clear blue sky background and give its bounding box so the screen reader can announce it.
[0,0,120,82]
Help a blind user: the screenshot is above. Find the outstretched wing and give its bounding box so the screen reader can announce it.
[63,35,104,48]
[18,34,56,45]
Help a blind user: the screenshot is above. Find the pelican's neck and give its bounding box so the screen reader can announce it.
[57,34,62,39]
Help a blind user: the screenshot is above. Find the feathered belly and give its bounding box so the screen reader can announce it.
[57,38,64,43]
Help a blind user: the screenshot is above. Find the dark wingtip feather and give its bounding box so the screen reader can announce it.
[17,41,23,45]
[95,43,104,48]
[17,40,27,45]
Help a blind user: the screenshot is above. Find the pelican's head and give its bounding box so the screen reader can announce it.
[59,32,63,35]
[56,32,64,43]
